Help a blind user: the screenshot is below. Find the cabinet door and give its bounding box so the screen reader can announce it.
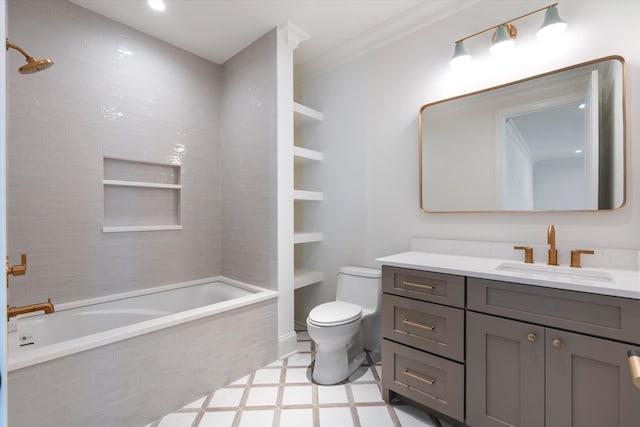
[546,329,640,427]
[467,312,544,427]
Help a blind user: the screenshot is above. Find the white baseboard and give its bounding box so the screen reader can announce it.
[294,320,307,331]
[278,331,298,358]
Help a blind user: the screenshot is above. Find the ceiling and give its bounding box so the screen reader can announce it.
[69,0,432,67]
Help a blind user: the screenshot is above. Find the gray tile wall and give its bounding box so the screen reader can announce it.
[221,30,278,290]
[8,299,278,427]
[6,0,223,306]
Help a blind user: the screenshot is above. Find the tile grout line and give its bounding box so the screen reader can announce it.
[272,358,287,427]
[231,371,254,427]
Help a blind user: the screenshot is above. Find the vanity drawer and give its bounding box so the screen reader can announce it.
[382,339,464,421]
[468,277,640,344]
[382,266,465,308]
[382,294,464,362]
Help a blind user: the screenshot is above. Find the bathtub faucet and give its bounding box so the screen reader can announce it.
[7,298,54,320]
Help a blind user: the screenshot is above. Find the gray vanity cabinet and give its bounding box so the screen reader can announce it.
[381,266,465,421]
[381,264,640,426]
[545,328,640,427]
[466,312,545,427]
[467,277,640,427]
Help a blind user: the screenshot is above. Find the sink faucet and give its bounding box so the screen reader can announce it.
[7,298,54,320]
[547,225,559,266]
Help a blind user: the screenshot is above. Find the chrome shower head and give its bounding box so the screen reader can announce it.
[5,39,54,74]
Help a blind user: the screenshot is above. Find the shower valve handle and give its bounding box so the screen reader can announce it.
[6,253,27,283]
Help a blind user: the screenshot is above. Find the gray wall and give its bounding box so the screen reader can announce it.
[7,0,222,306]
[221,30,278,290]
[299,0,640,319]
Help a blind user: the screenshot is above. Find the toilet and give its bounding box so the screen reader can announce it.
[306,266,382,385]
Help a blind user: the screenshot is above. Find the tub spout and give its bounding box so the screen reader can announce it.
[7,298,54,320]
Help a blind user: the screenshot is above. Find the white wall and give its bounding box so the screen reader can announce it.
[533,157,585,210]
[299,0,640,316]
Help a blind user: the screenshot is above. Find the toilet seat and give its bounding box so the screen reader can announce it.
[307,301,362,327]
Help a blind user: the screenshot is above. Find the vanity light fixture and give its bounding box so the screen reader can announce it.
[449,2,567,68]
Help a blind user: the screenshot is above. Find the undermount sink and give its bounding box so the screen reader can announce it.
[495,262,614,283]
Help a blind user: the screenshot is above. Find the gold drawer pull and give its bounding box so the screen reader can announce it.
[402,281,435,290]
[402,318,435,331]
[403,369,435,385]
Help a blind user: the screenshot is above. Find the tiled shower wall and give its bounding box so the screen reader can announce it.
[7,0,223,306]
[221,30,278,290]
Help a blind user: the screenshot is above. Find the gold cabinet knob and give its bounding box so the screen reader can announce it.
[552,338,564,349]
[527,333,537,342]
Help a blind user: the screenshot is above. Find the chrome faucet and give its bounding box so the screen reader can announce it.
[547,224,558,266]
[7,298,54,320]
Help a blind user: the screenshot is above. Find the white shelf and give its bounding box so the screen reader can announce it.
[294,232,323,244]
[293,102,323,125]
[103,179,182,189]
[293,146,323,163]
[103,225,183,233]
[293,190,323,201]
[294,269,324,289]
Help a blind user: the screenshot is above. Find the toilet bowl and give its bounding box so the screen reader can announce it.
[306,266,381,385]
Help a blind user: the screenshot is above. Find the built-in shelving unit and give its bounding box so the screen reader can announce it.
[293,102,323,289]
[294,268,325,290]
[293,146,324,163]
[294,232,324,244]
[293,190,323,201]
[102,158,182,233]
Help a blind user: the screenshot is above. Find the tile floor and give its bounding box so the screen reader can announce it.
[147,332,452,427]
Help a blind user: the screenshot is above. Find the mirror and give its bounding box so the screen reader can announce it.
[420,56,625,212]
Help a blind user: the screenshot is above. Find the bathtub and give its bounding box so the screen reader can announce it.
[8,277,279,427]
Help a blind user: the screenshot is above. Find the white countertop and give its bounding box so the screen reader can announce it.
[377,251,640,299]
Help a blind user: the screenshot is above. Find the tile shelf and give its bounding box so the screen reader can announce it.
[103,179,182,189]
[103,225,183,233]
[103,157,181,233]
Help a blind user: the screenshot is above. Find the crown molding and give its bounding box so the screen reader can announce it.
[299,0,480,77]
[279,20,311,51]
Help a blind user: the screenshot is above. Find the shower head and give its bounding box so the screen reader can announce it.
[5,39,54,74]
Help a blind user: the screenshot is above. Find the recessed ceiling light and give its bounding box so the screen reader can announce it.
[575,149,583,154]
[578,103,586,109]
[147,0,165,12]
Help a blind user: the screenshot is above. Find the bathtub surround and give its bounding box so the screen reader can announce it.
[297,0,640,321]
[8,298,277,427]
[221,30,277,291]
[6,0,222,307]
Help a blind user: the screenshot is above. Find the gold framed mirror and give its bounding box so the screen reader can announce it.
[419,56,626,213]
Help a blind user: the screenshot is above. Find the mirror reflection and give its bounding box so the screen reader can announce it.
[420,56,625,212]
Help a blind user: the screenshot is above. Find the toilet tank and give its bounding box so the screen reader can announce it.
[335,266,382,313]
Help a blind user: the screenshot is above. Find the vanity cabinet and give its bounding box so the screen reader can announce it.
[381,265,640,427]
[381,266,466,421]
[467,277,640,427]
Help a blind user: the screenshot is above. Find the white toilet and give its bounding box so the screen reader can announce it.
[306,266,382,385]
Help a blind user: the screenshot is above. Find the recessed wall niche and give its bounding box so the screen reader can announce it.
[102,157,182,232]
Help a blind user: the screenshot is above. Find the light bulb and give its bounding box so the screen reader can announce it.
[148,0,166,11]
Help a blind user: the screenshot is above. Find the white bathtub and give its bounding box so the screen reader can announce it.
[8,277,279,427]
[8,277,277,370]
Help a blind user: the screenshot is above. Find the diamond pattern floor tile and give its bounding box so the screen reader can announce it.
[150,332,446,427]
